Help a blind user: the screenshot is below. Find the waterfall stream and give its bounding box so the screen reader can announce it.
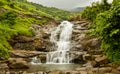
[46,21,73,64]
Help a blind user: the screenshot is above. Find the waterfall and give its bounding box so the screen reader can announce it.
[46,21,73,64]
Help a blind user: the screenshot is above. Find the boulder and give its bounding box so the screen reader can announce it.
[111,69,120,74]
[9,50,45,58]
[79,71,87,74]
[88,50,103,55]
[95,56,109,66]
[0,63,9,69]
[8,58,29,69]
[83,54,92,61]
[70,52,85,64]
[98,67,112,74]
[38,54,46,63]
[117,66,120,71]
[81,38,101,50]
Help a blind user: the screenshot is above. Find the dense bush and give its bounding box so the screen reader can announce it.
[87,0,120,62]
[0,11,32,58]
[81,0,110,21]
[81,0,120,62]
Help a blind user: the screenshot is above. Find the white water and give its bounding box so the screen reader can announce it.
[46,21,73,64]
[31,56,41,65]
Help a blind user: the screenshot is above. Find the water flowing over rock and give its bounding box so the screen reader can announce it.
[46,21,73,64]
[31,56,41,65]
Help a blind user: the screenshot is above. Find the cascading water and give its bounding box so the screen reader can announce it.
[31,56,41,65]
[46,21,73,64]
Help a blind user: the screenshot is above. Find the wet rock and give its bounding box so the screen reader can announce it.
[81,38,101,50]
[64,71,81,74]
[49,70,61,74]
[80,22,89,27]
[98,67,112,74]
[111,69,120,74]
[38,54,46,63]
[87,71,94,74]
[88,50,103,55]
[8,58,29,69]
[75,34,86,42]
[75,67,86,71]
[83,54,92,61]
[117,66,120,71]
[79,71,87,74]
[95,56,109,66]
[92,68,99,73]
[9,50,46,58]
[104,73,114,74]
[73,44,86,51]
[0,63,9,69]
[36,71,44,74]
[90,61,97,67]
[71,52,85,64]
[71,71,81,74]
[92,55,102,59]
[74,21,88,25]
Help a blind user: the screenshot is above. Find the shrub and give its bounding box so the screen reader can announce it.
[92,1,120,62]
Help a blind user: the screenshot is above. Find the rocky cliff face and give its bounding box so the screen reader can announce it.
[8,22,57,52]
[8,20,102,64]
[1,20,120,74]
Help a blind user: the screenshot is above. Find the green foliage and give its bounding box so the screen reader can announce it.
[0,11,33,58]
[92,1,120,62]
[0,11,18,25]
[0,0,73,59]
[81,1,110,21]
[82,0,120,62]
[28,2,73,20]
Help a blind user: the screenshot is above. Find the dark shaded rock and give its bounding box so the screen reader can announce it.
[83,54,92,61]
[9,50,46,58]
[71,54,85,64]
[88,50,103,55]
[81,38,101,50]
[111,69,120,74]
[95,56,109,66]
[38,54,46,63]
[117,66,120,71]
[90,61,97,67]
[8,58,29,69]
[0,63,9,69]
[79,71,87,74]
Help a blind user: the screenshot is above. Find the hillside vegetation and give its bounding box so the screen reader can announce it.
[0,0,73,58]
[81,0,120,62]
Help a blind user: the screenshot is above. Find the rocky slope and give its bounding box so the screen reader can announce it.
[0,19,120,74]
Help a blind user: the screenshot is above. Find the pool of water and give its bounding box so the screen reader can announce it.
[28,64,81,72]
[9,64,81,72]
